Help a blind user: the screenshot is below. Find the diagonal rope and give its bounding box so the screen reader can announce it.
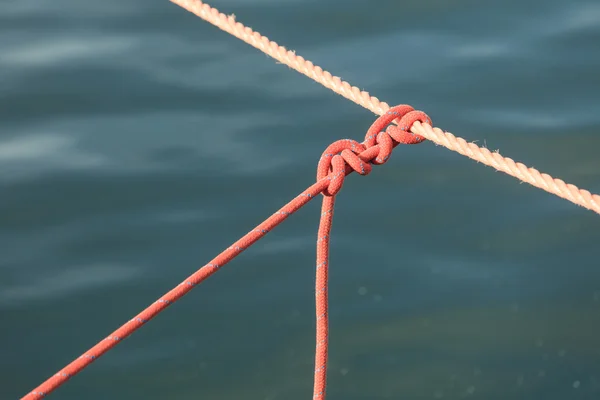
[21,181,327,400]
[169,0,600,215]
[21,105,430,400]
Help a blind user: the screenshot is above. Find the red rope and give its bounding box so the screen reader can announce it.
[21,105,431,400]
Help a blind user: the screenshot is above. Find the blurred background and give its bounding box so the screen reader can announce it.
[1,0,599,399]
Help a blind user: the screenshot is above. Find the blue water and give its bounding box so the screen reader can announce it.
[1,0,600,399]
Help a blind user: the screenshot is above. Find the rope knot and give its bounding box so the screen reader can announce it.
[364,104,432,151]
[317,139,370,196]
[316,105,432,196]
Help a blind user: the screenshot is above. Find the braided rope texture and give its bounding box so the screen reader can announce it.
[169,0,600,215]
[22,105,428,399]
[22,179,327,400]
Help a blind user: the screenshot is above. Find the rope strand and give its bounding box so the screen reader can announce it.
[22,105,431,400]
[20,0,600,397]
[169,0,600,215]
[22,179,327,400]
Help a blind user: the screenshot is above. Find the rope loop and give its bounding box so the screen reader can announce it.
[316,105,432,197]
[389,110,432,144]
[317,139,368,196]
[365,105,432,147]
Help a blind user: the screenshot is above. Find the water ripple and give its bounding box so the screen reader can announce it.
[0,263,140,307]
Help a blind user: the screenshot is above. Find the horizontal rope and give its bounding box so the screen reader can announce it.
[169,0,600,215]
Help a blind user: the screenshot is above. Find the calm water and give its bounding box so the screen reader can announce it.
[1,0,600,399]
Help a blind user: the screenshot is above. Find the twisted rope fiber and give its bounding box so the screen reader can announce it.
[169,0,600,215]
[22,107,429,399]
